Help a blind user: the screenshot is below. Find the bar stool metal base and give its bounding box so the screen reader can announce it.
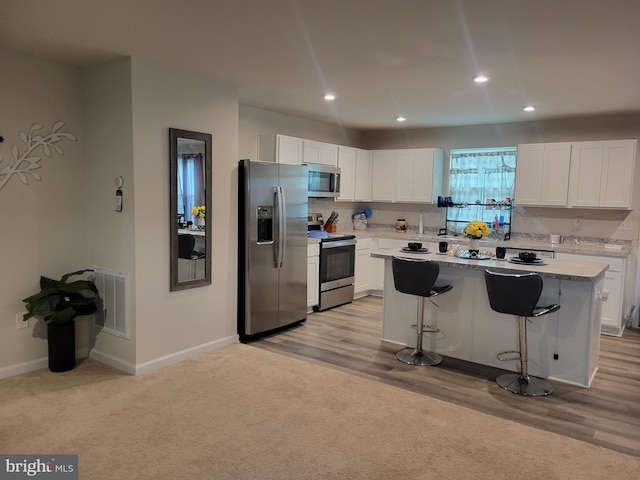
[496,373,553,397]
[396,347,442,366]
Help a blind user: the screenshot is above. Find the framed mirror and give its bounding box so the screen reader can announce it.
[170,128,212,291]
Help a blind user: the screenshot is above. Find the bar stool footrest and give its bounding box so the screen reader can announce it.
[411,324,440,334]
[497,350,521,362]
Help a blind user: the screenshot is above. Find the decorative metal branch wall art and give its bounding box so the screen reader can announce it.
[0,122,76,190]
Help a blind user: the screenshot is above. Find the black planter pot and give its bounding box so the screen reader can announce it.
[47,320,76,372]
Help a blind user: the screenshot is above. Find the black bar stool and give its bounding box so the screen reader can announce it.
[484,270,560,396]
[392,257,452,366]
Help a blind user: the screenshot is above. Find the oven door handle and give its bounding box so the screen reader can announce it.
[321,239,356,249]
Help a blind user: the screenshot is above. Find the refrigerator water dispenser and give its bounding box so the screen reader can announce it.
[257,206,273,243]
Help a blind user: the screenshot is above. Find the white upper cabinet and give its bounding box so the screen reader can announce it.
[371,150,397,201]
[569,142,604,207]
[569,140,637,209]
[336,146,356,202]
[396,148,444,203]
[515,143,571,206]
[336,146,373,203]
[373,148,444,203]
[600,140,637,208]
[394,150,415,202]
[258,134,303,165]
[516,139,636,209]
[354,148,372,202]
[303,140,338,166]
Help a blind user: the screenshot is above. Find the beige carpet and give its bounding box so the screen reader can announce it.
[1,344,638,479]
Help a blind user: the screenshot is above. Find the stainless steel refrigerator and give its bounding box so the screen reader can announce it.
[238,159,308,340]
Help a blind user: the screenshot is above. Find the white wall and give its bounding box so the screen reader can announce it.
[0,48,87,376]
[81,57,137,367]
[239,104,362,160]
[1,49,241,378]
[130,57,239,366]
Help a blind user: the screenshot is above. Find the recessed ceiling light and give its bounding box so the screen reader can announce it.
[523,106,535,112]
[324,93,336,101]
[473,75,489,83]
[396,116,406,122]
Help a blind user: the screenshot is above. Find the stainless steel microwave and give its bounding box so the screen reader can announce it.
[306,164,341,198]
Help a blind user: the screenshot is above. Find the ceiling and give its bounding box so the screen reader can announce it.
[2,0,640,130]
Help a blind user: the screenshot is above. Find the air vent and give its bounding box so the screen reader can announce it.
[92,268,129,338]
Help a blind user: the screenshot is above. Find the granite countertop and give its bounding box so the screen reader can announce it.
[340,226,631,259]
[371,249,609,282]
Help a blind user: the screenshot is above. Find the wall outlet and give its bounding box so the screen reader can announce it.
[619,221,632,231]
[16,313,29,329]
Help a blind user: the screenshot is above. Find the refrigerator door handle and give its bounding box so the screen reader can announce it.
[275,186,286,268]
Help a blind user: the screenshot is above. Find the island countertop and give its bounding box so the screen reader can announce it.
[371,249,609,282]
[373,250,605,387]
[347,227,631,259]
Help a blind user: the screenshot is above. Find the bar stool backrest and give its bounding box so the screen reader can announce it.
[392,257,439,298]
[178,234,196,259]
[484,270,543,317]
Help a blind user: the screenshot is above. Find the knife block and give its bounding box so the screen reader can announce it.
[324,225,337,233]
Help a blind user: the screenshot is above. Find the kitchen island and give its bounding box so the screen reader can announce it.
[372,250,609,387]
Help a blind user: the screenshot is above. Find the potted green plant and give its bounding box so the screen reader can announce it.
[22,269,100,372]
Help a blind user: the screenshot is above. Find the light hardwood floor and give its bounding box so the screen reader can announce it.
[251,296,640,457]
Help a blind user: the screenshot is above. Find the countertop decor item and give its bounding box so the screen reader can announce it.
[457,251,491,260]
[22,269,100,372]
[192,205,206,229]
[462,220,490,255]
[518,251,538,263]
[462,220,491,240]
[509,257,547,265]
[192,205,206,219]
[401,247,429,254]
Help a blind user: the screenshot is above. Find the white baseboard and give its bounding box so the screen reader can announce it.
[0,357,48,380]
[2,336,240,380]
[89,349,137,375]
[600,325,624,337]
[0,346,93,380]
[133,335,239,375]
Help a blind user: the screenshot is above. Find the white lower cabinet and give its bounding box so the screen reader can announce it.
[555,252,628,336]
[307,243,320,310]
[355,238,373,298]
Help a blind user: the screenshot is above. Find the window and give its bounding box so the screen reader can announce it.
[447,146,517,232]
[177,153,206,224]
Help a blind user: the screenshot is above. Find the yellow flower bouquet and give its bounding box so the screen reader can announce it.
[462,220,490,239]
[191,205,206,218]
